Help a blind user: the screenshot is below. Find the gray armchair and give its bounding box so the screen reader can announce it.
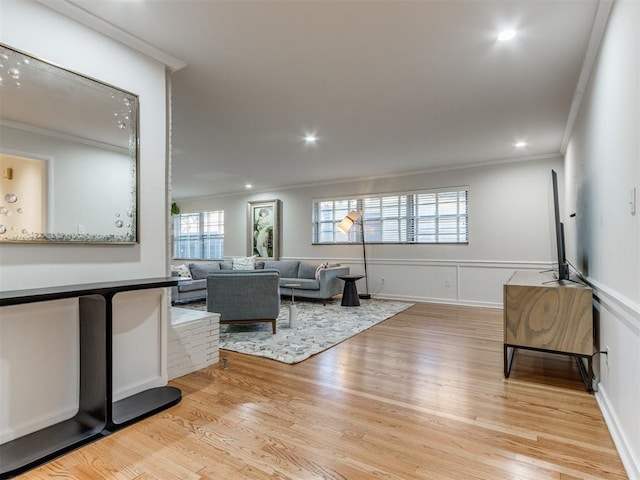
[206,270,281,333]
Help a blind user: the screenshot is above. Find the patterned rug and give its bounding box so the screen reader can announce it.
[181,298,413,364]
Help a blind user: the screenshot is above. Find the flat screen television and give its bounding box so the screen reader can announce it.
[550,169,570,281]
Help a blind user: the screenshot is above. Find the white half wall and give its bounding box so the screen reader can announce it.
[564,1,639,478]
[175,157,563,308]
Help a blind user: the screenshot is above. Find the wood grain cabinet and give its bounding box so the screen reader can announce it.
[503,270,594,391]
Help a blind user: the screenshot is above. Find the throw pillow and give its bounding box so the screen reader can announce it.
[171,264,192,279]
[232,255,257,270]
[315,262,329,280]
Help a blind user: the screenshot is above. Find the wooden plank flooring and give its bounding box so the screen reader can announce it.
[15,303,627,479]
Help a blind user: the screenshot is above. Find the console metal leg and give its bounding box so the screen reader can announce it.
[504,345,516,378]
[575,355,593,393]
[504,344,593,393]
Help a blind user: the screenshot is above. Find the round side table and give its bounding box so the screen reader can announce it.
[283,283,300,327]
[338,275,364,307]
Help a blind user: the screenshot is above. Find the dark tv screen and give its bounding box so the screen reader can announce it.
[551,169,570,281]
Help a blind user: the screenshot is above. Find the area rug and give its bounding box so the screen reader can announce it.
[182,299,413,364]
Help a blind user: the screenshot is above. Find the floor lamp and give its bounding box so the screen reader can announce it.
[337,210,371,299]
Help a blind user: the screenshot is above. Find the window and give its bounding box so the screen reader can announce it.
[173,210,224,259]
[312,187,468,244]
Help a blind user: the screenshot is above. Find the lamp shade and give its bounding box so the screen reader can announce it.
[337,211,359,234]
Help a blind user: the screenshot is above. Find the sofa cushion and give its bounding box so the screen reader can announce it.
[219,261,233,270]
[189,262,221,280]
[264,260,299,278]
[177,279,206,292]
[281,278,320,291]
[298,261,322,279]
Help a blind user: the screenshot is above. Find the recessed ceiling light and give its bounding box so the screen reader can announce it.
[498,29,516,42]
[245,183,253,189]
[303,133,318,145]
[514,141,528,148]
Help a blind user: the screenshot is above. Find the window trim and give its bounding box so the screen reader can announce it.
[312,186,469,245]
[172,209,225,260]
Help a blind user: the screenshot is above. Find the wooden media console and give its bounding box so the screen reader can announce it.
[503,270,594,391]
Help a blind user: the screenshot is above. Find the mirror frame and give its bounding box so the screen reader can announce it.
[0,43,139,244]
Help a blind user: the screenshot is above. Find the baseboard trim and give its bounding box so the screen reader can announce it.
[596,385,639,480]
[371,293,502,309]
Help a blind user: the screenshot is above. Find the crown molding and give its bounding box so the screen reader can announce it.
[36,0,187,72]
[560,0,614,153]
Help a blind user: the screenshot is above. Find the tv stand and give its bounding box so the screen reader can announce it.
[542,276,584,286]
[503,270,594,392]
[0,278,180,479]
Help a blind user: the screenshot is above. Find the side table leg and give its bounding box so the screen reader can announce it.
[289,304,298,328]
[341,280,360,307]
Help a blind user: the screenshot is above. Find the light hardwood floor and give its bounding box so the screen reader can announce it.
[17,303,627,479]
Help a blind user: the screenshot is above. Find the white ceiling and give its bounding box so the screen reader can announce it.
[59,0,600,199]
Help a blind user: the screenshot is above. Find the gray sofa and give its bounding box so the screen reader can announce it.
[171,260,349,304]
[171,261,233,303]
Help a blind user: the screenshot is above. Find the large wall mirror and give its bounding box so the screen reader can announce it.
[0,44,138,243]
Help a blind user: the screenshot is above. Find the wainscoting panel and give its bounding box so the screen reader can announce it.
[370,261,459,303]
[296,257,549,307]
[589,278,640,480]
[458,265,522,306]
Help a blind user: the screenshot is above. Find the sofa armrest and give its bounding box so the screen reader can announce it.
[317,265,350,282]
[317,266,350,297]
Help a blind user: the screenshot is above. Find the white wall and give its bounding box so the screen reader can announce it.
[0,1,170,443]
[564,1,639,478]
[176,157,563,307]
[0,2,168,286]
[1,125,132,235]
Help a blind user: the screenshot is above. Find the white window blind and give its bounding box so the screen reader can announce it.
[173,210,224,259]
[312,187,468,244]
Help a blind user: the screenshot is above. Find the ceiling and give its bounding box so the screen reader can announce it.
[0,44,136,150]
[58,0,600,199]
